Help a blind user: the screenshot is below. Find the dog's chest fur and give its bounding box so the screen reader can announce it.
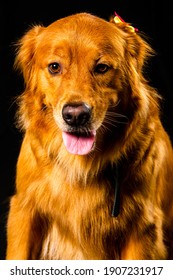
[29,164,148,260]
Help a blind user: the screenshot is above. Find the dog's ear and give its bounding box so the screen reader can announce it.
[109,15,154,72]
[109,15,156,114]
[14,25,44,83]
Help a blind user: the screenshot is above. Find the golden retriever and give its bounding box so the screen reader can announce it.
[6,12,173,260]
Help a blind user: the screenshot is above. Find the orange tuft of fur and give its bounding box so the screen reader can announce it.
[6,13,173,260]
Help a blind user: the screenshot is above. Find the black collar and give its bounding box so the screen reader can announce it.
[111,163,120,217]
[102,162,120,217]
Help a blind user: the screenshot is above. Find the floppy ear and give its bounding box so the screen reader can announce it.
[109,15,157,117]
[109,15,154,72]
[14,25,44,83]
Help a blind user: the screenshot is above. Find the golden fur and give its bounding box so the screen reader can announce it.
[6,12,173,260]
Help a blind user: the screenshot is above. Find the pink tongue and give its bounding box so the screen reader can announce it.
[62,131,95,155]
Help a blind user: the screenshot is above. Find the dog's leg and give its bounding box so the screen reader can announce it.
[6,196,32,260]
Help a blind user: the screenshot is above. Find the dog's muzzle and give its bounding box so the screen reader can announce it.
[61,103,96,155]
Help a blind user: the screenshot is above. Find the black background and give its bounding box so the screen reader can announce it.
[0,0,173,260]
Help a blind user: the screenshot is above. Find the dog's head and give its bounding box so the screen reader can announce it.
[15,13,154,158]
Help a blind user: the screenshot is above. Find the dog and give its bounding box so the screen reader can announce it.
[6,12,173,260]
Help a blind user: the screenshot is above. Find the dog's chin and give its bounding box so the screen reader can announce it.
[62,130,96,155]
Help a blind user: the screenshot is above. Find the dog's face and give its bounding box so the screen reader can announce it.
[15,13,152,157]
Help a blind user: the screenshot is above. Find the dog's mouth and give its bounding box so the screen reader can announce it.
[62,130,96,155]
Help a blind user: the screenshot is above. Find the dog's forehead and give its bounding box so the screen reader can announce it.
[35,13,126,61]
[47,13,112,32]
[41,13,119,48]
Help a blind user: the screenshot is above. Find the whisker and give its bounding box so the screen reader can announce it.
[106,111,128,118]
[100,123,114,133]
[93,145,102,154]
[105,116,128,125]
[103,119,118,129]
[106,110,128,118]
[105,111,129,125]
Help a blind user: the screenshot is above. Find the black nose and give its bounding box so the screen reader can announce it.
[62,103,91,126]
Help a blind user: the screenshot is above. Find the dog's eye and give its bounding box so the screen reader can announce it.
[94,63,110,74]
[48,62,62,74]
